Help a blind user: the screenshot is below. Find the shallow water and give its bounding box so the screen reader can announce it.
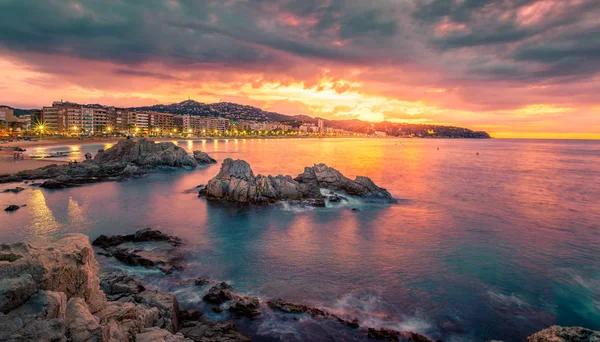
[1,138,599,341]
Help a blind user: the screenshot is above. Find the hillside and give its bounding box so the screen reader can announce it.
[131,100,490,138]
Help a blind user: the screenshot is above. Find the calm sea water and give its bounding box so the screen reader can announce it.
[1,138,599,341]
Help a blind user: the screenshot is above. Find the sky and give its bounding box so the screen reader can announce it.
[0,0,599,138]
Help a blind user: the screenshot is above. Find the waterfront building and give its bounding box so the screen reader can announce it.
[81,107,94,134]
[318,119,325,133]
[149,112,174,132]
[0,106,16,122]
[135,112,149,132]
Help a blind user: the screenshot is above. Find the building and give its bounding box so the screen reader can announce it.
[318,119,325,133]
[149,112,174,132]
[42,106,66,133]
[81,107,94,134]
[114,108,135,133]
[0,106,16,122]
[206,117,230,134]
[135,112,149,132]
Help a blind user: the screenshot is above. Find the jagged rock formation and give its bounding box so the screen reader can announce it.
[2,187,24,193]
[0,138,197,187]
[0,234,250,342]
[204,158,395,205]
[92,228,184,274]
[193,151,217,165]
[94,139,197,168]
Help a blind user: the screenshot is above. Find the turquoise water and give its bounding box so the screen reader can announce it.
[1,138,599,341]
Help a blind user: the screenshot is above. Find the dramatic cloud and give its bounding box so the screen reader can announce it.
[0,0,599,138]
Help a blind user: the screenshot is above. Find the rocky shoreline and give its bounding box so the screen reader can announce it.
[201,158,396,206]
[1,229,597,342]
[0,138,216,189]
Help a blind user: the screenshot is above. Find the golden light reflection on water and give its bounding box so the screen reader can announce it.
[28,189,62,238]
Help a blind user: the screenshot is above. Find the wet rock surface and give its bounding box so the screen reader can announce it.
[93,228,184,274]
[205,158,396,205]
[0,138,198,186]
[202,282,260,319]
[4,205,22,212]
[193,151,217,165]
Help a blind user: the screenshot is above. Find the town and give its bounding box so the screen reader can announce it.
[0,101,352,138]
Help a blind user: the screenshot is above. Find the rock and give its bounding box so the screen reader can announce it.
[134,290,180,333]
[267,298,359,328]
[100,272,146,301]
[66,297,102,342]
[40,179,80,189]
[96,301,160,341]
[93,228,184,274]
[178,320,249,342]
[205,158,396,205]
[527,325,600,342]
[136,327,191,342]
[0,290,68,342]
[94,138,197,168]
[4,205,21,211]
[202,282,234,305]
[0,138,197,186]
[0,273,37,313]
[295,164,396,202]
[228,295,260,318]
[194,277,212,286]
[0,234,107,313]
[179,310,203,322]
[101,272,180,333]
[2,187,24,193]
[193,151,217,165]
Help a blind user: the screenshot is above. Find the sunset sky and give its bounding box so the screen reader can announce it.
[0,0,599,138]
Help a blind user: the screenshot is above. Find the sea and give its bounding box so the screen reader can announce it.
[1,138,599,341]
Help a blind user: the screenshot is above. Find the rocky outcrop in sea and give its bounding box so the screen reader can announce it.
[203,158,396,205]
[92,228,185,274]
[0,139,205,188]
[193,151,217,165]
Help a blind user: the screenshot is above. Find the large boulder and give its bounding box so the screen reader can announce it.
[95,138,197,168]
[205,158,395,205]
[0,234,106,313]
[295,164,395,202]
[527,325,600,341]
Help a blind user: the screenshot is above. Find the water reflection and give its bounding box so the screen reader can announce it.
[1,138,599,341]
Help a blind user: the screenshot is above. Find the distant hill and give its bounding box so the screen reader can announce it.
[131,100,490,138]
[130,100,305,123]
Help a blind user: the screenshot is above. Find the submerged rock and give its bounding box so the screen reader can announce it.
[527,325,600,342]
[205,158,396,205]
[193,151,217,165]
[2,187,24,193]
[4,204,21,211]
[267,298,359,329]
[93,228,184,274]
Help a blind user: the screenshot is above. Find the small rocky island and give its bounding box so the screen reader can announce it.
[202,158,396,206]
[0,138,216,189]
